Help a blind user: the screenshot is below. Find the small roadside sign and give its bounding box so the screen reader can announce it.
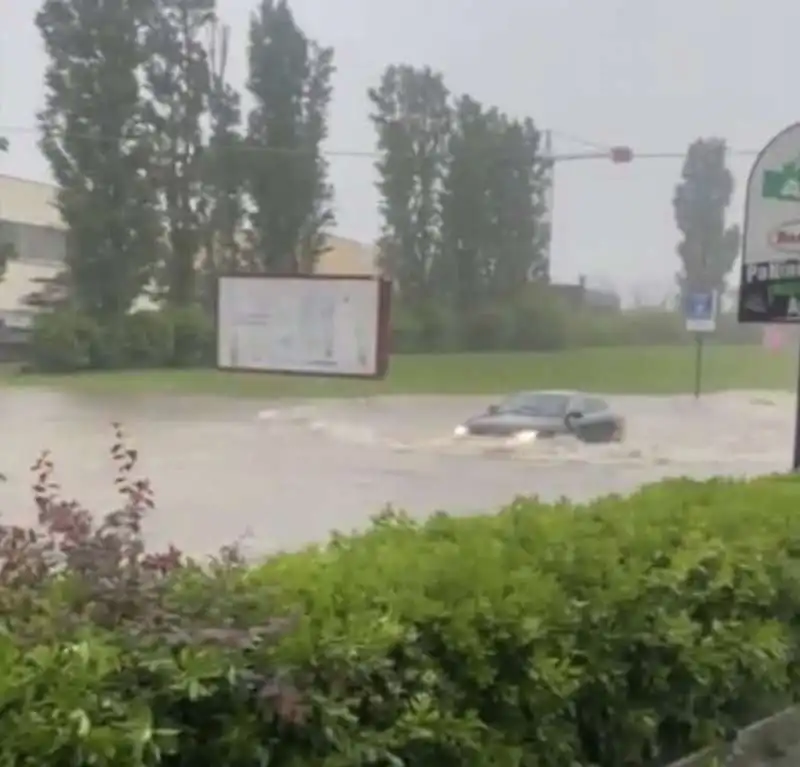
[740,124,800,323]
[685,291,717,399]
[684,291,716,333]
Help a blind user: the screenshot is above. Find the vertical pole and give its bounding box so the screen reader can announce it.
[693,333,704,398]
[793,340,800,470]
[537,129,554,281]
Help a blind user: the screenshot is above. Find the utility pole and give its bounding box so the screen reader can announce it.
[538,130,555,280]
[540,134,633,279]
[694,241,706,399]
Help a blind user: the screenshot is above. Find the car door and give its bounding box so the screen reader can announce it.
[567,396,616,442]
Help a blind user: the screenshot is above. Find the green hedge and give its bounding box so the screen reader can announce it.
[28,306,215,372]
[0,428,299,765]
[249,475,800,765]
[26,295,761,372]
[6,453,800,765]
[390,302,760,354]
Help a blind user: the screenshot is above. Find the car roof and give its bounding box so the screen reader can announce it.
[507,390,609,403]
[509,389,579,398]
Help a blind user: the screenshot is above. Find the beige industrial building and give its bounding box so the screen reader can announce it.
[0,173,379,327]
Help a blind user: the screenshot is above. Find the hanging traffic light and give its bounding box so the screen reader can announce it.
[610,146,633,163]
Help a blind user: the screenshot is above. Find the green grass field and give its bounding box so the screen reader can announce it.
[1,345,797,398]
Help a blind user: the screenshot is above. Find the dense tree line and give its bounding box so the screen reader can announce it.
[369,66,552,349]
[33,0,335,321]
[25,0,553,362]
[19,0,747,368]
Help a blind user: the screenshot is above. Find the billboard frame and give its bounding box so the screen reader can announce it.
[213,272,392,380]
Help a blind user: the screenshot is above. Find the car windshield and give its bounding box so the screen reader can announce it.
[496,392,569,417]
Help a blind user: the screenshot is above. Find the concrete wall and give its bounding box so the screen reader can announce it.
[0,175,63,229]
[0,173,380,319]
[0,260,60,326]
[317,237,379,275]
[0,176,66,324]
[665,706,800,767]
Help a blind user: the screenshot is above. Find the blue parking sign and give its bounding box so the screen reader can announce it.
[684,291,717,332]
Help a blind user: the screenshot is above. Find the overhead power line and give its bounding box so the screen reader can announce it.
[547,128,615,152]
[0,123,379,159]
[0,122,762,162]
[537,128,760,161]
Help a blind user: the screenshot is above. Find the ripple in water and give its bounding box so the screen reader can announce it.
[256,390,795,468]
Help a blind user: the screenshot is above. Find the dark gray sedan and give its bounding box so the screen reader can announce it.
[453,390,626,444]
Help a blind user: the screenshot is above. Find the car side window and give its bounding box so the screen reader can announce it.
[568,396,587,414]
[569,396,606,414]
[583,397,607,414]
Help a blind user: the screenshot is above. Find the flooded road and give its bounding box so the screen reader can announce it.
[0,389,794,556]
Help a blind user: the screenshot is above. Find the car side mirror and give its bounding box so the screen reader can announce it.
[565,410,582,422]
[487,404,499,415]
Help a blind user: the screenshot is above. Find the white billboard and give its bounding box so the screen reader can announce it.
[216,275,391,378]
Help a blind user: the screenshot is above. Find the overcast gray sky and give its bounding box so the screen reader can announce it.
[3,0,797,297]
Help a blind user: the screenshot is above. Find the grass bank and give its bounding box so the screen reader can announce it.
[1,344,797,397]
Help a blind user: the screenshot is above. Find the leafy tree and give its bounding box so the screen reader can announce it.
[197,19,245,308]
[438,95,495,314]
[369,64,451,308]
[673,137,740,296]
[484,116,549,293]
[440,98,549,317]
[143,0,215,306]
[36,0,162,319]
[245,0,335,273]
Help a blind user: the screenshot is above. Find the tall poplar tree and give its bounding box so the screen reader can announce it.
[37,0,161,318]
[246,0,335,273]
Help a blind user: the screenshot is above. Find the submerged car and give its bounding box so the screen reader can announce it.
[453,390,625,444]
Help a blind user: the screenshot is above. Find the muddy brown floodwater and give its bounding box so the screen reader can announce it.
[0,388,794,557]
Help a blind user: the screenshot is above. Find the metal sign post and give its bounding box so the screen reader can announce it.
[739,123,800,469]
[684,291,717,398]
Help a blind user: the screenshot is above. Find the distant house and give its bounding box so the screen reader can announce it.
[0,175,67,328]
[550,275,621,312]
[584,287,622,311]
[315,235,380,276]
[0,173,381,326]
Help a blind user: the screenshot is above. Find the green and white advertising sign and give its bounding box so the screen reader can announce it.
[762,162,800,201]
[740,123,800,323]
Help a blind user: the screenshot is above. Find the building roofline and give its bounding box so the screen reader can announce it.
[0,174,378,249]
[0,173,57,190]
